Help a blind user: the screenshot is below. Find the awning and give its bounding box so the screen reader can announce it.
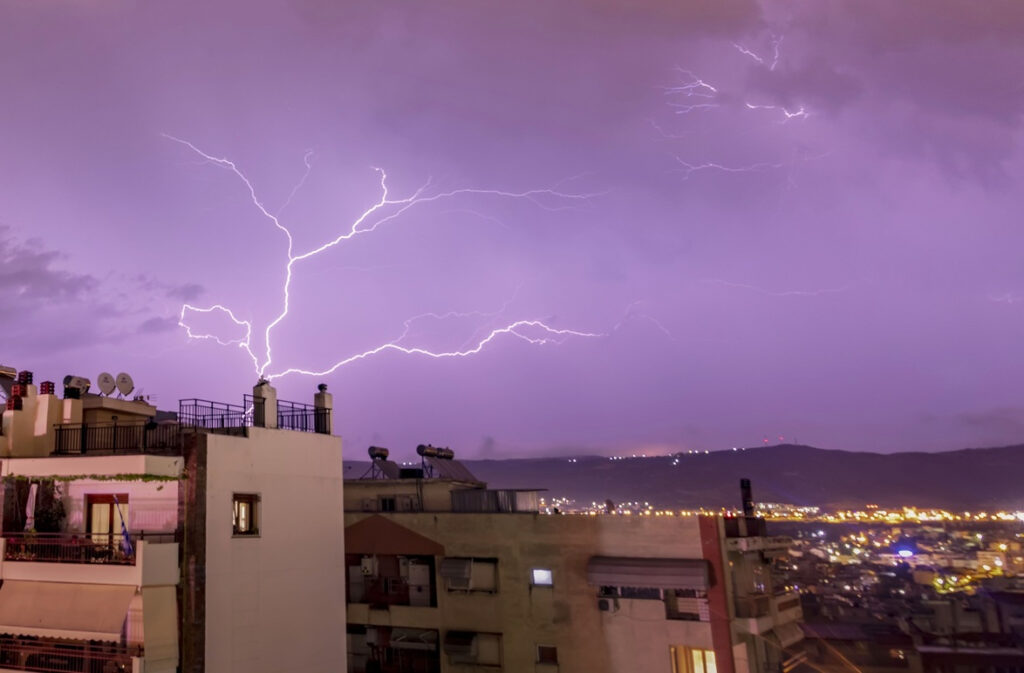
[390,628,438,651]
[587,556,709,590]
[774,621,805,648]
[0,581,137,642]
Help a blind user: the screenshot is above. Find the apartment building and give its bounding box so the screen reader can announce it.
[344,448,805,673]
[0,369,345,673]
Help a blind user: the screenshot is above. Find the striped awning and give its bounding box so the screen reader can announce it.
[0,581,136,642]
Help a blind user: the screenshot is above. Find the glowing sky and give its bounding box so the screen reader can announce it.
[2,0,1023,455]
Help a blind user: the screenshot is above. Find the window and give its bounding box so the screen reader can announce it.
[670,647,717,673]
[531,568,554,586]
[233,493,259,536]
[537,645,558,665]
[440,557,498,592]
[444,631,502,667]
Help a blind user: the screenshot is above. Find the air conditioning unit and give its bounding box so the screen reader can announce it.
[361,499,377,512]
[597,597,618,613]
[361,556,378,577]
[448,576,471,590]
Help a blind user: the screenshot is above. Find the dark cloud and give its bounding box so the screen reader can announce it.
[166,282,204,301]
[138,316,179,334]
[958,408,1024,438]
[0,226,97,303]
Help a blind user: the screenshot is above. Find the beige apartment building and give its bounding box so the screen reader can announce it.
[0,369,345,673]
[344,449,805,673]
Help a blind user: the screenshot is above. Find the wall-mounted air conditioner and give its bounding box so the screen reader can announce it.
[597,597,619,613]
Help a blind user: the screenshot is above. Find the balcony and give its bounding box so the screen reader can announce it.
[734,591,803,635]
[1,533,174,566]
[0,636,139,673]
[52,422,181,457]
[0,535,179,588]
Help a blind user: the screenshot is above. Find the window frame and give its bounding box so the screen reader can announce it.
[537,644,558,665]
[232,493,261,537]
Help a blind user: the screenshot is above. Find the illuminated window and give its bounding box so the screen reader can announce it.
[531,568,553,586]
[670,646,717,673]
[233,493,260,536]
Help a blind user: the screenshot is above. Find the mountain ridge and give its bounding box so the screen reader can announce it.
[343,443,1024,510]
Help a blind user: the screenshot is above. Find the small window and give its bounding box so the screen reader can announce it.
[379,496,396,512]
[531,568,554,586]
[537,645,558,664]
[233,493,260,536]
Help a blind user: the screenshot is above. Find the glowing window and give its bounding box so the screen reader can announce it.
[531,568,553,586]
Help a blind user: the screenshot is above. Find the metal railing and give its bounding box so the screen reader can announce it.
[52,422,180,456]
[0,637,137,673]
[3,532,175,565]
[178,398,248,430]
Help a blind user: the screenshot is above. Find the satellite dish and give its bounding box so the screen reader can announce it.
[115,373,134,398]
[97,372,116,396]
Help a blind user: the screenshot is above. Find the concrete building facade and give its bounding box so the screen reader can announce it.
[0,369,345,673]
[343,450,804,673]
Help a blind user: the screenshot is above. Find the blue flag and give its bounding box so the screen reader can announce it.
[112,495,134,558]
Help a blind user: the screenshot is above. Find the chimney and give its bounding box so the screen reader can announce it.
[740,478,755,517]
[252,380,278,429]
[314,383,332,435]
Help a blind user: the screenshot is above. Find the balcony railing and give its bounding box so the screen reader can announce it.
[3,532,175,566]
[178,398,248,431]
[0,637,137,673]
[52,421,181,456]
[181,397,330,434]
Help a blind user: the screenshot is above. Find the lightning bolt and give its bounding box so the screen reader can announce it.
[744,102,810,121]
[662,68,721,115]
[167,136,602,381]
[674,158,787,180]
[733,34,784,71]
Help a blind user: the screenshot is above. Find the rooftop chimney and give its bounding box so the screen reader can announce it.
[314,383,332,435]
[252,380,278,429]
[740,478,754,517]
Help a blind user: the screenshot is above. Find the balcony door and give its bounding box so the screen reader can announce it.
[87,494,130,548]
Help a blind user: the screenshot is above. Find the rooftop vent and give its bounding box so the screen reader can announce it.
[16,371,32,385]
[39,381,55,395]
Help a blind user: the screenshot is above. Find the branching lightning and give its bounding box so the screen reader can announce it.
[744,102,810,121]
[168,135,602,382]
[663,68,721,115]
[675,158,786,180]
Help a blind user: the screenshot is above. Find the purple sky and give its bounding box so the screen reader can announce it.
[2,0,1023,456]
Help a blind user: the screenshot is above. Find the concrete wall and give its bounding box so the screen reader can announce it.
[204,428,346,673]
[346,511,713,673]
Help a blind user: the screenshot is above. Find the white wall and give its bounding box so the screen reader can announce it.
[204,428,345,673]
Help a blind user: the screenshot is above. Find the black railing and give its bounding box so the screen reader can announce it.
[178,398,248,430]
[3,532,175,565]
[238,396,330,434]
[53,422,180,456]
[0,637,137,673]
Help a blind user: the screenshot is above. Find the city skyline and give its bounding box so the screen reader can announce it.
[3,0,1024,455]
